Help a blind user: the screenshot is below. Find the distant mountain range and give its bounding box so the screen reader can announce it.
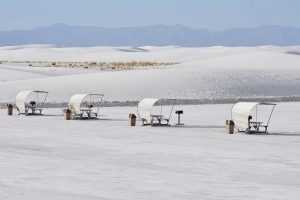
[1,23,300,47]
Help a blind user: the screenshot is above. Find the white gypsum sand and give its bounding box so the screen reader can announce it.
[0,45,300,199]
[0,103,299,199]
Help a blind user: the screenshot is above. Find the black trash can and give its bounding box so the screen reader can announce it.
[64,109,72,120]
[225,120,235,134]
[129,114,136,126]
[7,104,13,116]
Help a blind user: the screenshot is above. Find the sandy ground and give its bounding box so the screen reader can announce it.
[0,103,299,199]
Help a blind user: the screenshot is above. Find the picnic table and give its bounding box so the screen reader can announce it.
[25,105,42,115]
[80,108,92,117]
[249,121,264,132]
[150,114,169,125]
[80,108,97,118]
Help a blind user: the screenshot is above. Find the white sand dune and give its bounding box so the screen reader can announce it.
[0,45,300,102]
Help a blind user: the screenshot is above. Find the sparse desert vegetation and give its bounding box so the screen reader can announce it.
[0,60,8,64]
[11,60,180,71]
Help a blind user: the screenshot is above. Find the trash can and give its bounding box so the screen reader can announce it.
[7,104,13,116]
[64,109,71,120]
[225,120,235,134]
[129,114,136,126]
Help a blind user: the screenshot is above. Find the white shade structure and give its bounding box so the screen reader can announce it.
[16,90,48,115]
[137,98,175,125]
[231,102,276,133]
[68,94,104,119]
[68,94,90,114]
[137,98,160,123]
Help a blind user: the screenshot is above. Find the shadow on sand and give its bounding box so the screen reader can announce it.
[151,125,224,129]
[237,132,300,137]
[43,114,64,117]
[267,132,300,137]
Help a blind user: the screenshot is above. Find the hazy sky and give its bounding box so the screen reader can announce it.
[1,0,300,31]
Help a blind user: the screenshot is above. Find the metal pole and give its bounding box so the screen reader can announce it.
[41,92,48,112]
[168,100,175,121]
[256,105,258,122]
[89,95,91,108]
[96,95,103,115]
[266,105,276,126]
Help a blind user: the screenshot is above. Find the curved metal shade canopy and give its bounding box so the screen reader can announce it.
[16,90,48,114]
[68,93,104,115]
[68,94,90,114]
[231,102,276,130]
[137,98,160,123]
